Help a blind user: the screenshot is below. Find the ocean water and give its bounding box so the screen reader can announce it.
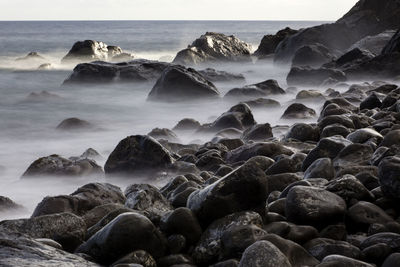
[0,20,327,219]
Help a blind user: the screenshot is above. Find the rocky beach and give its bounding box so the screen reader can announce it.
[1,0,400,266]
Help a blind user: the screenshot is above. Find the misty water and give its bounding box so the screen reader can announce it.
[0,20,330,220]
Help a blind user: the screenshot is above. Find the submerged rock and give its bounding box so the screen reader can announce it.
[22,154,103,178]
[56,117,93,131]
[173,32,252,65]
[225,79,285,99]
[104,135,174,175]
[61,40,123,63]
[198,68,245,82]
[16,52,47,63]
[63,59,170,84]
[147,65,220,101]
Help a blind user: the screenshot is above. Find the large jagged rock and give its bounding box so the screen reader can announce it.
[147,65,220,101]
[187,161,268,225]
[61,40,123,63]
[21,154,103,178]
[63,59,170,84]
[292,43,335,68]
[254,27,298,58]
[349,30,396,55]
[32,183,126,217]
[173,32,252,65]
[104,135,174,175]
[274,0,400,64]
[0,228,99,266]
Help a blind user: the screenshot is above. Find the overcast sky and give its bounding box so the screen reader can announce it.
[0,0,359,21]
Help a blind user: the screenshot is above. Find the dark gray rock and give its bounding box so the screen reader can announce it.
[225,79,285,99]
[241,123,273,141]
[187,161,268,224]
[349,30,396,55]
[382,253,400,267]
[347,128,383,143]
[147,65,220,101]
[104,135,174,175]
[378,156,400,199]
[62,40,115,63]
[304,238,361,261]
[76,212,166,265]
[287,67,346,87]
[238,240,292,267]
[243,98,281,109]
[227,142,293,163]
[281,103,316,119]
[286,186,346,228]
[148,128,179,142]
[0,196,24,212]
[347,201,394,231]
[319,255,374,267]
[111,250,157,267]
[173,32,252,65]
[325,175,374,202]
[198,68,245,82]
[173,118,201,131]
[380,130,400,147]
[82,203,125,228]
[292,43,335,68]
[285,123,320,142]
[304,158,335,180]
[360,93,382,110]
[254,27,298,58]
[56,117,93,130]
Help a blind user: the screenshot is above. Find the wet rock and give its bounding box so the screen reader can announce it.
[0,228,98,266]
[32,183,125,217]
[380,130,400,147]
[286,186,346,228]
[266,153,305,175]
[254,27,298,58]
[325,175,374,203]
[304,238,361,261]
[333,143,374,171]
[360,232,400,251]
[211,259,239,267]
[318,115,355,130]
[287,67,346,87]
[292,43,334,68]
[347,201,393,232]
[304,158,335,180]
[360,93,382,110]
[62,40,121,63]
[321,124,352,138]
[16,51,46,63]
[285,123,320,142]
[238,240,292,267]
[349,30,396,55]
[76,212,166,265]
[82,203,125,228]
[148,128,179,142]
[105,135,174,175]
[227,142,293,163]
[319,255,374,267]
[281,103,316,119]
[160,207,202,245]
[347,128,383,144]
[0,212,85,252]
[125,184,172,221]
[266,173,302,194]
[382,253,400,267]
[64,59,170,84]
[173,118,201,131]
[204,103,256,132]
[173,32,252,65]
[296,89,325,100]
[198,68,245,82]
[225,79,285,98]
[243,98,281,109]
[56,117,93,131]
[22,154,103,177]
[192,211,263,265]
[241,123,273,141]
[111,250,157,267]
[302,136,352,171]
[187,161,268,224]
[0,196,24,212]
[378,156,400,199]
[148,65,220,101]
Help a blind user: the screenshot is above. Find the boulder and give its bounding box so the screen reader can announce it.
[284,123,320,142]
[198,68,245,82]
[292,43,335,68]
[241,123,273,141]
[173,118,201,131]
[287,67,346,87]
[286,186,347,228]
[64,59,170,84]
[147,65,219,101]
[104,135,174,175]
[238,240,292,267]
[22,154,103,178]
[378,156,400,199]
[32,183,126,217]
[254,27,298,58]
[319,255,373,267]
[360,93,382,110]
[56,117,93,130]
[304,238,361,261]
[347,201,394,231]
[382,253,400,267]
[0,212,85,252]
[349,30,396,55]
[62,40,122,63]
[173,32,252,65]
[0,196,24,212]
[111,250,157,267]
[76,212,166,265]
[304,158,335,180]
[225,79,285,98]
[281,103,316,119]
[0,228,98,266]
[148,128,179,142]
[227,142,293,163]
[187,161,268,224]
[243,98,281,109]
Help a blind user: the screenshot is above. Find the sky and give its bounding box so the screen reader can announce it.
[0,0,359,21]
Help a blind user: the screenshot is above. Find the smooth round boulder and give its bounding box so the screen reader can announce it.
[281,103,316,119]
[76,212,166,265]
[378,156,400,199]
[380,130,400,147]
[304,158,334,180]
[382,253,400,267]
[286,186,346,228]
[284,123,320,142]
[238,240,292,267]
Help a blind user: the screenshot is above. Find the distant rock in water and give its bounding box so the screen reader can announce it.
[56,117,93,131]
[24,90,61,103]
[147,65,220,101]
[0,196,24,212]
[16,52,46,63]
[104,135,174,176]
[37,63,53,70]
[63,59,170,84]
[254,27,298,58]
[22,154,103,178]
[274,0,400,64]
[198,68,245,82]
[61,40,126,63]
[225,79,285,99]
[173,32,252,65]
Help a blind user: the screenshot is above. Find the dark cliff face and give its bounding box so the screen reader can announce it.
[274,0,400,64]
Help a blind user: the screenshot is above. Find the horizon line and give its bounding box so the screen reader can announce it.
[0,19,332,22]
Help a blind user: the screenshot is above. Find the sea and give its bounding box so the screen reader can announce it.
[0,20,327,219]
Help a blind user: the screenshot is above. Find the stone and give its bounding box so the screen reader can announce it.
[104,135,174,175]
[56,117,93,130]
[62,40,111,62]
[284,123,320,142]
[238,240,292,267]
[147,65,220,101]
[304,158,335,180]
[254,27,298,58]
[111,250,157,267]
[281,103,316,119]
[225,79,285,99]
[287,67,346,87]
[378,156,400,199]
[227,142,293,163]
[382,253,400,267]
[360,93,382,110]
[319,255,374,267]
[241,123,273,141]
[198,68,245,82]
[304,238,361,261]
[292,43,334,68]
[347,201,394,231]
